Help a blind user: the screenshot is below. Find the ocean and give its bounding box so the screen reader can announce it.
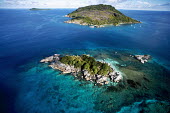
[0,9,170,113]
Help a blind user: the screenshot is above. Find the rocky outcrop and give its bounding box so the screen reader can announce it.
[64,15,69,17]
[64,19,105,28]
[134,55,151,64]
[64,20,85,25]
[40,54,123,85]
[40,54,60,63]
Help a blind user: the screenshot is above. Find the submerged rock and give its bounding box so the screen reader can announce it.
[134,55,151,64]
[127,79,140,88]
[117,100,170,113]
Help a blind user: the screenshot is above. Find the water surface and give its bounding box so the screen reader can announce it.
[0,9,170,113]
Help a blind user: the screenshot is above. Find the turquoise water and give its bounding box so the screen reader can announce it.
[0,9,170,113]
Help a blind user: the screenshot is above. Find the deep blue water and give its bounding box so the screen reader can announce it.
[0,9,170,113]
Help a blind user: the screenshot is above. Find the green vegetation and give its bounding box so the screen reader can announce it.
[60,55,112,75]
[67,4,140,26]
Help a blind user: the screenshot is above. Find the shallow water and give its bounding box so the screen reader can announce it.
[15,49,170,113]
[0,9,170,113]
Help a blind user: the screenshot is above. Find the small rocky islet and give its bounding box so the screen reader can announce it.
[40,53,151,86]
[64,4,141,28]
[41,54,123,85]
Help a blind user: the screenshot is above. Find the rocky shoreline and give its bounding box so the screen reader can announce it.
[64,15,140,28]
[64,17,105,28]
[40,54,123,85]
[40,53,151,85]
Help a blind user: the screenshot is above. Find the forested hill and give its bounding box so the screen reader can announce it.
[65,4,141,26]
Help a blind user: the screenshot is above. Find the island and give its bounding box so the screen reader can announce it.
[64,4,141,27]
[29,8,51,10]
[40,54,123,85]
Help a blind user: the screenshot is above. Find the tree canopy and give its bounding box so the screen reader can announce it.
[60,55,112,75]
[67,4,140,26]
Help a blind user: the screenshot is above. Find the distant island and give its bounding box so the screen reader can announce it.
[40,54,123,85]
[64,4,141,27]
[29,8,51,10]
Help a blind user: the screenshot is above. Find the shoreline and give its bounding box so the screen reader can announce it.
[40,53,152,86]
[64,15,141,28]
[64,20,141,28]
[40,54,124,85]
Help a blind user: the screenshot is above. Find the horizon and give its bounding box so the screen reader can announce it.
[0,0,170,11]
[0,5,170,12]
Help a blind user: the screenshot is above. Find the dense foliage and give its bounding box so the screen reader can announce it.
[71,4,122,15]
[60,55,112,75]
[68,4,140,26]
